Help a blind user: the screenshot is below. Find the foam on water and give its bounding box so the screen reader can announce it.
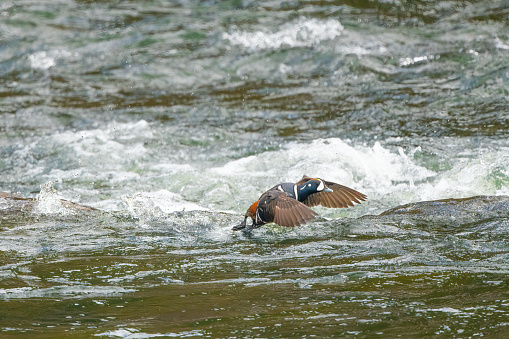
[207,138,509,217]
[36,131,509,217]
[0,285,136,300]
[56,120,152,161]
[11,116,509,217]
[223,17,343,51]
[94,328,205,338]
[28,49,74,70]
[7,120,154,190]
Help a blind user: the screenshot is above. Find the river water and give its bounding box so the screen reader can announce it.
[1,1,509,337]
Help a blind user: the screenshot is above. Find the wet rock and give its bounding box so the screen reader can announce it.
[360,195,509,233]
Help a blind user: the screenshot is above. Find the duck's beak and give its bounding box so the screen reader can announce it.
[323,187,333,193]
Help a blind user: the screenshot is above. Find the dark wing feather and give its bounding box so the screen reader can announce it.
[258,190,317,227]
[273,198,317,227]
[298,175,367,208]
[256,191,276,224]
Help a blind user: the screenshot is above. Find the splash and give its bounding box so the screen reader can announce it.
[34,181,73,215]
[121,190,208,220]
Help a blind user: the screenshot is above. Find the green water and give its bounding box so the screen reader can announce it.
[1,0,509,337]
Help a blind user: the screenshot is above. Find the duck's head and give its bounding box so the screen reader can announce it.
[298,178,332,197]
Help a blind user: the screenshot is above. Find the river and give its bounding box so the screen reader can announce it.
[1,1,509,337]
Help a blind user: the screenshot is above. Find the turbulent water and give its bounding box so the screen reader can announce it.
[1,0,509,337]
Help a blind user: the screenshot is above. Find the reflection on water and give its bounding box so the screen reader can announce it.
[1,0,509,337]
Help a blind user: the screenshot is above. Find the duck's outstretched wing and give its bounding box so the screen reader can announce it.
[258,190,317,227]
[297,175,367,208]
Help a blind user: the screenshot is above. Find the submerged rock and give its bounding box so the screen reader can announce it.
[380,195,509,219]
[359,195,509,233]
[380,196,509,223]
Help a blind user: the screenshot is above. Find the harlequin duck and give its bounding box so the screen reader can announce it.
[233,176,366,230]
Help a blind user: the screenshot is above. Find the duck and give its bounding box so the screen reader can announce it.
[233,176,366,231]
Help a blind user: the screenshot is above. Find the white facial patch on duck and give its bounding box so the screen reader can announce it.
[317,180,325,191]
